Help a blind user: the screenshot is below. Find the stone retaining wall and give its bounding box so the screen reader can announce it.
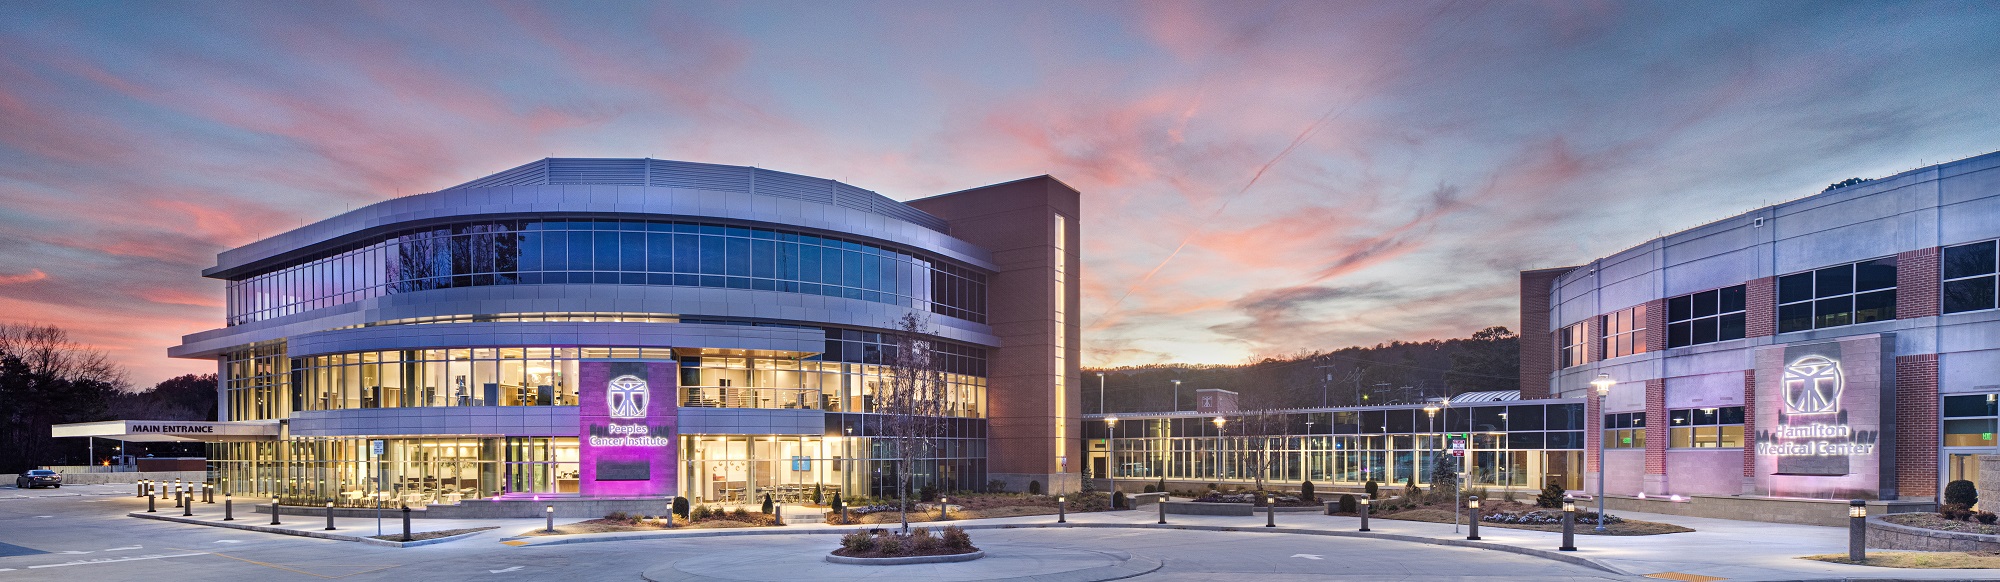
[3,471,206,486]
[1978,455,1998,512]
[1601,494,1932,527]
[259,498,685,519]
[1866,516,2000,552]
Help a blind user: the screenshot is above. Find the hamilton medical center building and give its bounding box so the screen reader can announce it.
[1521,150,2000,519]
[55,158,1083,516]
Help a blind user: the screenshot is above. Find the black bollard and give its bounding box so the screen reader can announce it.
[174,488,183,508]
[1848,499,1867,562]
[1057,495,1067,524]
[224,496,234,521]
[1358,495,1371,532]
[183,494,193,517]
[147,493,156,513]
[206,484,214,504]
[271,499,282,525]
[1157,496,1167,524]
[325,501,336,531]
[1265,495,1276,528]
[401,506,412,542]
[1559,496,1577,551]
[544,505,555,533]
[1467,496,1481,541]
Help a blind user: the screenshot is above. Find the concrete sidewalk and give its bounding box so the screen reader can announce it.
[110,495,542,546]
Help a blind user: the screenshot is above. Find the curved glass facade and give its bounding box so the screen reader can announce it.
[225,218,989,326]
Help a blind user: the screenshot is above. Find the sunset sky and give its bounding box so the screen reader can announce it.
[3,1,1998,387]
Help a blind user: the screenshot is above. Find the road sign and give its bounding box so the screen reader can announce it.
[370,440,384,457]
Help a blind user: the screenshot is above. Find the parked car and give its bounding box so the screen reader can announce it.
[15,470,61,489]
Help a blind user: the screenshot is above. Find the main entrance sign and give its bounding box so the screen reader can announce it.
[578,361,678,496]
[1751,336,1896,499]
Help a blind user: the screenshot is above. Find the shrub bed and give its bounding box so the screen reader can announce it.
[832,526,979,558]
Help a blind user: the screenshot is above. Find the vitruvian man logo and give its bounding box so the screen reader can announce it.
[1782,356,1842,415]
[607,375,650,419]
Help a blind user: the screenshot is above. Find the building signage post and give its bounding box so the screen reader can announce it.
[577,361,679,498]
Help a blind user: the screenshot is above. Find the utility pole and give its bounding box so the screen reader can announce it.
[1313,363,1338,408]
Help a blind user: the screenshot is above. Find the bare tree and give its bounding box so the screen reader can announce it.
[879,313,950,534]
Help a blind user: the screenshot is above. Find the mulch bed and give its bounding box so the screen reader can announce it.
[368,526,496,541]
[822,493,1118,525]
[830,546,981,558]
[1883,513,2000,536]
[1366,499,1693,536]
[522,514,781,536]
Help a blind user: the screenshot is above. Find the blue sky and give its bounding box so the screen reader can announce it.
[2,1,1998,385]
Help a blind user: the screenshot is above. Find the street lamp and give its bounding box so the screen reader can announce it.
[1173,380,1182,412]
[1590,373,1616,532]
[1422,402,1441,521]
[1097,373,1106,415]
[1212,416,1226,483]
[1104,417,1119,498]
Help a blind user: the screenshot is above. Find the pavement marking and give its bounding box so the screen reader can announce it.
[499,540,529,546]
[1646,573,1726,582]
[104,545,143,552]
[1291,554,1323,560]
[490,566,525,573]
[24,552,210,569]
[212,540,243,544]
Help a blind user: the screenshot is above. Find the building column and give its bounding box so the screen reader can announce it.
[1643,378,1668,496]
[1741,370,1758,494]
[1746,276,1776,338]
[1895,354,1939,499]
[1897,247,1940,320]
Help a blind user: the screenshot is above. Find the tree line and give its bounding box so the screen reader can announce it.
[1084,326,1520,414]
[0,324,216,472]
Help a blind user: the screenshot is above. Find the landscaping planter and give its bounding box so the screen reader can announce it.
[1868,516,2000,552]
[1161,501,1252,516]
[825,550,985,565]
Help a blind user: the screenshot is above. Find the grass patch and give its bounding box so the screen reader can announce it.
[1802,551,2000,569]
[822,493,1119,525]
[367,526,496,541]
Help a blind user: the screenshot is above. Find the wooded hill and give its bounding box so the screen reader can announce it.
[1083,326,1519,414]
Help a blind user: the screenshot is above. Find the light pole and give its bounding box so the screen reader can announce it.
[1173,380,1182,412]
[1097,373,1106,415]
[1423,402,1446,532]
[1212,416,1226,484]
[1104,417,1119,498]
[1590,373,1616,532]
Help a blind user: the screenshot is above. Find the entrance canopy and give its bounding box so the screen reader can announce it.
[51,419,279,442]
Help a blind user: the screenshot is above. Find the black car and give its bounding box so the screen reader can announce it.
[15,470,61,489]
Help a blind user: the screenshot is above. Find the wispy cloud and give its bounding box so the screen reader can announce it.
[1,1,1997,384]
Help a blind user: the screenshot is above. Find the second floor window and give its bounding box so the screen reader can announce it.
[1602,304,1648,358]
[1778,257,1896,333]
[1943,240,1998,314]
[1667,285,1746,348]
[1558,322,1588,368]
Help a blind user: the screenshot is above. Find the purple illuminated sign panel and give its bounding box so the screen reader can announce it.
[578,361,678,497]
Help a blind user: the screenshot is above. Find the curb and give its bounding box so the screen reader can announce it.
[500,520,1626,575]
[128,512,491,547]
[824,549,985,564]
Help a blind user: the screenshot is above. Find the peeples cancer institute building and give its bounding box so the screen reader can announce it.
[130,158,1082,510]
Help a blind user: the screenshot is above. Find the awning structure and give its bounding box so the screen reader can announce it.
[51,419,280,443]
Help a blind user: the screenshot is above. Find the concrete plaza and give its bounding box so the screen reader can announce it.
[4,483,1998,581]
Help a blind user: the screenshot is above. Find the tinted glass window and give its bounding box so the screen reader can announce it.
[1855,257,1897,291]
[1945,278,1997,314]
[1507,405,1545,430]
[1815,265,1853,296]
[1778,272,1815,304]
[1944,394,1998,417]
[1944,241,1998,280]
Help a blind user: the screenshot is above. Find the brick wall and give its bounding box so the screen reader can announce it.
[1745,276,1776,337]
[1645,378,1667,475]
[1898,247,1940,319]
[1518,268,1574,399]
[1643,298,1666,354]
[1895,354,1939,498]
[1585,392,1600,472]
[1742,370,1757,477]
[1586,312,1604,363]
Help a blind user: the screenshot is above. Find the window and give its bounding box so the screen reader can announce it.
[1601,304,1648,358]
[1666,285,1745,348]
[1943,241,1998,314]
[1668,406,1745,448]
[1558,322,1588,369]
[1602,412,1645,449]
[1778,257,1896,333]
[1943,393,1997,447]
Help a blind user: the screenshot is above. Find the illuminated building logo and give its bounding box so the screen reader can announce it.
[607,375,650,419]
[1782,356,1842,415]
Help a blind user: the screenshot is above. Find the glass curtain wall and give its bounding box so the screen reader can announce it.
[225,219,989,326]
[214,438,499,507]
[1087,402,1586,490]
